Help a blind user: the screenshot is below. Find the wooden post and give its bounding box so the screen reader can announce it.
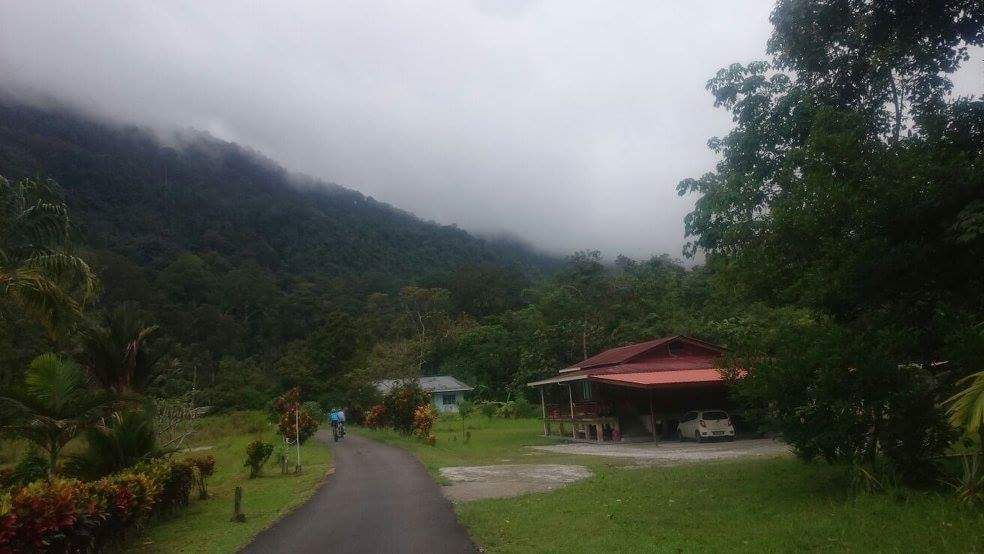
[567,384,576,439]
[649,391,658,444]
[540,386,547,436]
[231,486,246,522]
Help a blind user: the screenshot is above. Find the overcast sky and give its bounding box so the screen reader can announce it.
[2,2,981,260]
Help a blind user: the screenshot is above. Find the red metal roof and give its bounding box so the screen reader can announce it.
[572,336,676,369]
[590,369,726,389]
[530,335,733,389]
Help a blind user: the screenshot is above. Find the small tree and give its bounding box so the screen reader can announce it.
[189,455,215,499]
[0,354,107,475]
[243,440,273,478]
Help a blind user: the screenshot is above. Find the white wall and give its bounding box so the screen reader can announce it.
[432,391,463,413]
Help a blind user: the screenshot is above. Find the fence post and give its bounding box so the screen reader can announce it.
[231,486,246,522]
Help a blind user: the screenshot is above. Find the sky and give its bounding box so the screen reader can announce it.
[1,1,981,260]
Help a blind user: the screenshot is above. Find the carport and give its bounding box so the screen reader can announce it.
[528,335,736,443]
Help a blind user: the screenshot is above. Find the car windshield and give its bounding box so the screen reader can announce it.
[701,411,728,421]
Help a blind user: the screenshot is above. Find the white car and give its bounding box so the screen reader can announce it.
[677,409,735,442]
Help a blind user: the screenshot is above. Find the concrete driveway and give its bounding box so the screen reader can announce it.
[531,438,790,464]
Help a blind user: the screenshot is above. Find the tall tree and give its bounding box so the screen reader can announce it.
[0,176,96,341]
[678,0,984,483]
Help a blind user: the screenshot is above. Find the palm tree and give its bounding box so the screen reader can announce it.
[79,305,162,397]
[948,370,984,448]
[0,353,107,475]
[0,176,97,340]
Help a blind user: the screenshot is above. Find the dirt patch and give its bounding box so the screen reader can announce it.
[531,438,790,465]
[440,464,593,502]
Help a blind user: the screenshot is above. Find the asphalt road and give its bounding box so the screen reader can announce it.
[241,430,475,554]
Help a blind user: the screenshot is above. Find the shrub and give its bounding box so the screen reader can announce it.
[273,388,319,445]
[189,455,215,499]
[364,404,387,429]
[412,404,437,440]
[244,440,273,478]
[0,458,198,552]
[457,399,475,418]
[6,478,97,551]
[302,401,325,423]
[138,459,194,514]
[382,383,431,434]
[496,400,519,419]
[512,396,537,418]
[68,409,165,479]
[8,452,49,488]
[278,410,318,445]
[477,401,499,420]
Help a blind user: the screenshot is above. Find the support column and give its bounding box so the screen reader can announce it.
[567,384,576,439]
[539,386,547,436]
[649,390,658,444]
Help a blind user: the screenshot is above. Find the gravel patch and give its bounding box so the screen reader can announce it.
[532,438,790,464]
[440,464,593,502]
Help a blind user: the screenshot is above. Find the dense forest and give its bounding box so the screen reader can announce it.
[0,103,560,404]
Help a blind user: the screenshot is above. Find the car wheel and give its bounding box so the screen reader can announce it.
[695,430,702,444]
[727,435,735,442]
[677,428,684,441]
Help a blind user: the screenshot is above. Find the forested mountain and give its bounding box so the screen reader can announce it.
[0,102,556,395]
[0,103,553,283]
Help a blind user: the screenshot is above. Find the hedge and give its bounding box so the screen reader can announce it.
[0,458,196,552]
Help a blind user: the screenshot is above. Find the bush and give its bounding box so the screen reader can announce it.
[0,458,197,552]
[302,401,325,424]
[457,399,475,418]
[364,404,387,429]
[477,401,499,420]
[68,409,164,479]
[8,452,49,488]
[274,388,319,445]
[412,404,437,440]
[382,383,431,434]
[137,459,194,514]
[278,410,318,445]
[244,440,274,478]
[189,455,215,499]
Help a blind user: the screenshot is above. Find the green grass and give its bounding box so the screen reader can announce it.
[357,417,984,553]
[132,412,331,553]
[352,416,571,479]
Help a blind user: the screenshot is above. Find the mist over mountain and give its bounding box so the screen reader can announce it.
[0,102,556,282]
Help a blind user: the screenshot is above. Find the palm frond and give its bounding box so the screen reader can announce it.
[947,370,984,436]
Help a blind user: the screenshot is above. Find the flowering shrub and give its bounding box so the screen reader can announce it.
[0,457,201,552]
[278,410,318,445]
[7,478,94,551]
[137,459,194,514]
[244,440,274,478]
[412,404,437,440]
[364,404,387,429]
[382,383,431,434]
[274,388,319,445]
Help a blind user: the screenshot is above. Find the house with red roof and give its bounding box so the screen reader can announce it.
[528,335,735,442]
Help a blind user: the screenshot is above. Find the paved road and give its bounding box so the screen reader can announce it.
[242,431,475,554]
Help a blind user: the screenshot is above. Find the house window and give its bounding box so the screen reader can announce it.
[442,393,457,406]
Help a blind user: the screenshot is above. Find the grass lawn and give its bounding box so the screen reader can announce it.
[357,417,984,553]
[352,416,581,480]
[132,412,331,553]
